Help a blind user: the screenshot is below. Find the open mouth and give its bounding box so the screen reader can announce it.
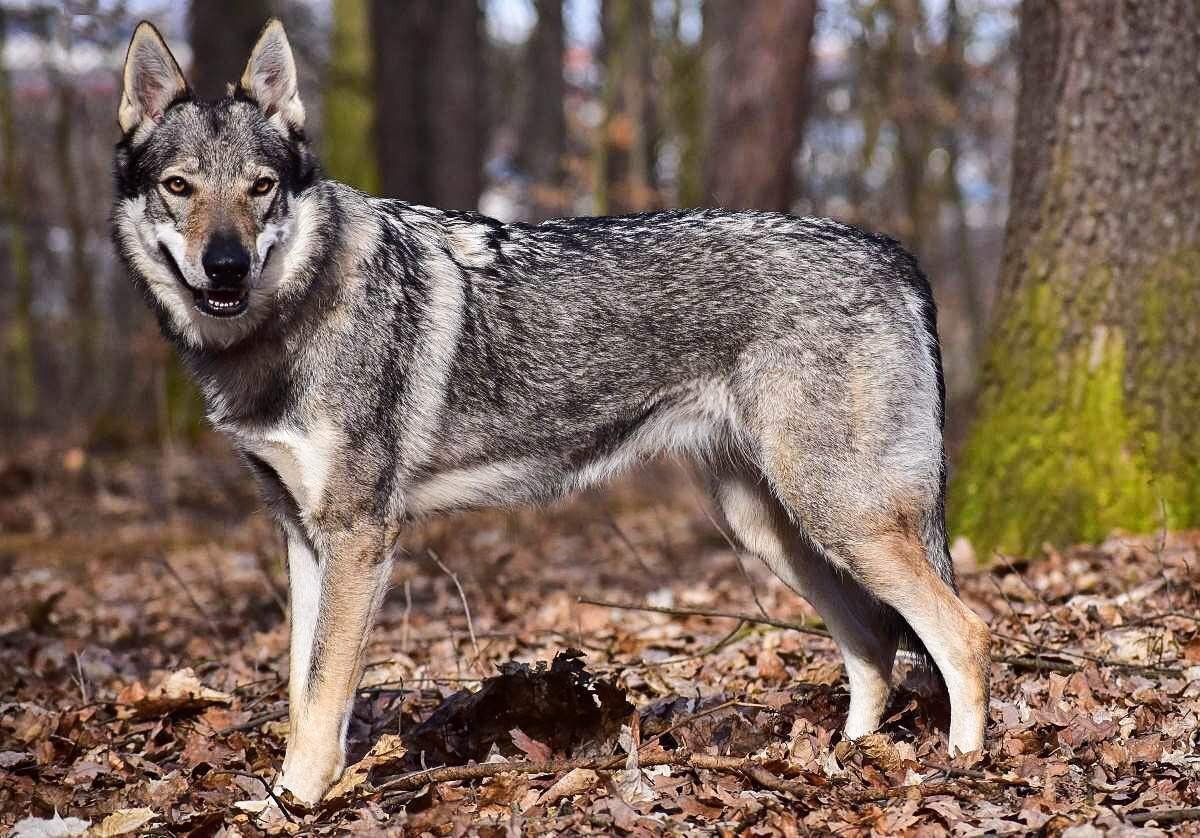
[196,286,250,317]
[158,244,249,318]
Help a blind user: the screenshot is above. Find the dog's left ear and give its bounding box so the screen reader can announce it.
[238,19,305,131]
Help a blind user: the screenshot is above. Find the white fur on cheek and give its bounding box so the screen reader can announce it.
[116,197,202,347]
[256,219,293,264]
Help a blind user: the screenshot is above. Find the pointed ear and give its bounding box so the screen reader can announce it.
[238,19,305,130]
[119,22,188,134]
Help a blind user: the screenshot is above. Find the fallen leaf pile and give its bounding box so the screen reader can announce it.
[1,443,1198,834]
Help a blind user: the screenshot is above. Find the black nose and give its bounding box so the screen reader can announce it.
[201,233,251,287]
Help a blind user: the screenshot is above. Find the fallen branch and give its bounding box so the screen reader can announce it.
[375,750,753,794]
[992,654,1079,674]
[578,596,832,639]
[1127,807,1200,827]
[991,631,1183,677]
[217,707,288,735]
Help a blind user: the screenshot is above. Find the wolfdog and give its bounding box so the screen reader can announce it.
[112,20,991,803]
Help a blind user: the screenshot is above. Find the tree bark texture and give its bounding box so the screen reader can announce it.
[187,0,273,99]
[517,0,567,220]
[702,0,816,211]
[949,0,1200,556]
[370,0,484,209]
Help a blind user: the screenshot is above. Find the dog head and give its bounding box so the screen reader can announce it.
[112,20,319,349]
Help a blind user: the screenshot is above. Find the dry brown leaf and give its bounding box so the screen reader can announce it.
[91,807,157,837]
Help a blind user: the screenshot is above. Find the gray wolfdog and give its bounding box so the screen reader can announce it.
[112,20,990,803]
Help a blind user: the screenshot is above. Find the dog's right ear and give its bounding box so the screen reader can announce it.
[119,22,188,135]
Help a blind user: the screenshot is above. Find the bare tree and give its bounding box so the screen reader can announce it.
[595,0,658,214]
[516,0,567,220]
[187,0,272,98]
[0,5,34,422]
[951,0,1200,555]
[370,0,484,209]
[702,0,816,211]
[324,0,379,193]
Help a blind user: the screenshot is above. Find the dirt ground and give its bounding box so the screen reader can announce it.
[2,439,1199,835]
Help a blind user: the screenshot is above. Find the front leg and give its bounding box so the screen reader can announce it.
[276,523,393,804]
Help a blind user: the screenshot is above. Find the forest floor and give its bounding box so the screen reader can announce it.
[1,438,1199,836]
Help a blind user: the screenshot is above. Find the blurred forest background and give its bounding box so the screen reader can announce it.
[1,0,1197,556]
[3,4,1200,830]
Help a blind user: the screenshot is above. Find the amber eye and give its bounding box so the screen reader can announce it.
[162,176,190,196]
[251,176,276,196]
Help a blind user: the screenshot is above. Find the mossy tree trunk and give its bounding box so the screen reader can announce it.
[949,0,1200,557]
[325,0,379,194]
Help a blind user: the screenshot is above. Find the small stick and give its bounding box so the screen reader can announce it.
[429,550,481,663]
[207,769,296,821]
[990,631,1183,676]
[401,578,413,654]
[578,596,832,639]
[1127,807,1200,826]
[217,707,288,734]
[375,750,754,794]
[156,554,222,639]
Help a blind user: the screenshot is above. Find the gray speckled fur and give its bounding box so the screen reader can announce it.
[112,20,990,802]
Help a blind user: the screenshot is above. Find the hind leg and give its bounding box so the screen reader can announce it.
[711,465,898,739]
[840,526,990,753]
[753,451,990,754]
[741,355,990,754]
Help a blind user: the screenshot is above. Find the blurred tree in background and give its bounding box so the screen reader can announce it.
[516,0,567,219]
[33,1,1199,559]
[324,0,379,193]
[187,0,271,99]
[0,4,34,422]
[702,0,816,211]
[951,0,1200,556]
[371,0,484,208]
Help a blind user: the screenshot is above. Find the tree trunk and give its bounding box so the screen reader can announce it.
[595,0,658,214]
[187,0,272,98]
[324,0,379,193]
[663,0,704,208]
[370,0,484,209]
[949,0,1200,556]
[52,51,94,402]
[702,0,816,211]
[937,0,985,364]
[516,0,567,220]
[888,0,933,258]
[0,6,35,422]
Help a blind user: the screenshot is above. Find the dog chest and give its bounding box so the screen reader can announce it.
[237,421,338,516]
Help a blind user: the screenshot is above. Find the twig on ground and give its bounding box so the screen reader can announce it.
[1127,807,1200,826]
[207,769,296,821]
[992,654,1078,674]
[627,620,749,670]
[155,554,222,639]
[375,750,755,794]
[401,578,412,654]
[217,707,288,734]
[429,549,481,664]
[578,596,832,639]
[991,631,1183,676]
[605,514,661,580]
